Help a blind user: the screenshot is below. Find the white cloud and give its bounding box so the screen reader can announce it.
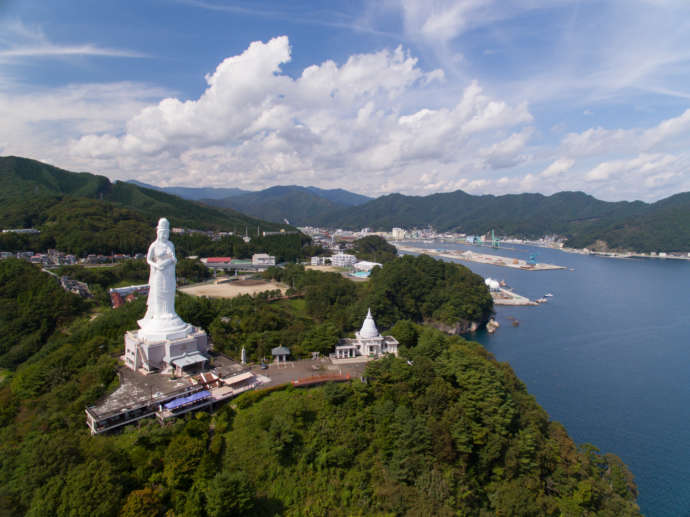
[0,82,172,170]
[585,153,677,182]
[0,20,146,62]
[540,157,575,177]
[65,36,532,193]
[480,127,534,169]
[3,28,690,202]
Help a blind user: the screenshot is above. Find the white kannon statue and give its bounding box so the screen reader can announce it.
[138,218,191,341]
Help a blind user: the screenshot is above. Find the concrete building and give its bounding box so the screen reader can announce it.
[333,309,399,360]
[60,276,91,297]
[311,256,328,266]
[391,227,406,240]
[354,260,382,272]
[202,257,233,269]
[331,252,357,267]
[2,228,39,234]
[252,253,276,267]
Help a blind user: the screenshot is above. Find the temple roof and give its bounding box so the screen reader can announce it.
[359,308,380,339]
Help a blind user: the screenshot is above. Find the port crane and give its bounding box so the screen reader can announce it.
[491,229,500,248]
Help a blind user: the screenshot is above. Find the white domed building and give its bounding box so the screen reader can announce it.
[333,309,399,360]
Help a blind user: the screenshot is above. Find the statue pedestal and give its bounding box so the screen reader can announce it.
[137,314,193,343]
[124,326,209,374]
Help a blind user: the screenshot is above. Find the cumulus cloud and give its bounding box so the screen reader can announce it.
[3,30,690,202]
[68,36,533,193]
[580,153,687,199]
[0,82,171,170]
[540,157,575,178]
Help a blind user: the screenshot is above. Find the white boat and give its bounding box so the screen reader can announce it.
[544,293,553,297]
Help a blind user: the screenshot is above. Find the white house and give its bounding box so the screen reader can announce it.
[252,253,276,267]
[331,252,357,267]
[354,260,382,272]
[391,227,406,240]
[333,309,399,360]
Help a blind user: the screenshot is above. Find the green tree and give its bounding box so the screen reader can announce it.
[206,471,255,517]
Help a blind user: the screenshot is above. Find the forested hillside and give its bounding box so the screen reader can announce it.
[203,186,353,225]
[315,190,690,252]
[350,235,398,263]
[0,156,293,255]
[0,259,639,516]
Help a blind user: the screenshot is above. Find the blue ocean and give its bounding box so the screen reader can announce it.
[403,242,689,517]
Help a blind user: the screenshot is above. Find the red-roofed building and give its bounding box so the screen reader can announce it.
[202,257,232,264]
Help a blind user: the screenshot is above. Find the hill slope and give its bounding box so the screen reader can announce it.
[0,260,640,516]
[205,186,353,225]
[127,180,371,207]
[0,156,292,254]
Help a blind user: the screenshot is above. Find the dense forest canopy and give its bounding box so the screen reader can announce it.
[350,235,398,263]
[0,156,295,256]
[365,254,494,329]
[0,259,639,516]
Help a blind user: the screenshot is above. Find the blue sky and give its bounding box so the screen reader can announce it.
[2,0,690,201]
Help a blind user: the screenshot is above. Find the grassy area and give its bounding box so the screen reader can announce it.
[280,297,307,315]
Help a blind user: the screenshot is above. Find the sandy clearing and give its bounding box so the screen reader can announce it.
[179,280,288,298]
[305,265,345,273]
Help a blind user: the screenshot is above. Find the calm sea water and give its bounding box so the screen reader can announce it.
[402,242,690,517]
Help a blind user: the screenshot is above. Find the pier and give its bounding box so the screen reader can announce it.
[491,288,537,306]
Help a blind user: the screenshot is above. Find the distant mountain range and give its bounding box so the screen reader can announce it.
[312,190,690,252]
[202,186,371,225]
[126,180,371,226]
[127,180,371,225]
[127,180,248,201]
[4,156,690,253]
[131,176,690,252]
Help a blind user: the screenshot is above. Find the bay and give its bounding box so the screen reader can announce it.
[402,241,689,517]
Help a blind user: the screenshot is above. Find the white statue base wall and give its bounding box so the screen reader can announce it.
[124,326,209,373]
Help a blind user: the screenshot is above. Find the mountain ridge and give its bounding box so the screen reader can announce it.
[313,189,687,252]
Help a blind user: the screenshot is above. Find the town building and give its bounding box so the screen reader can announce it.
[2,228,40,234]
[109,284,149,308]
[60,276,91,297]
[333,309,399,360]
[391,227,406,240]
[331,252,357,267]
[201,257,233,270]
[311,256,328,266]
[252,253,276,267]
[354,260,382,272]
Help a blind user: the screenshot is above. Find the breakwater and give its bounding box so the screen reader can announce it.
[396,244,566,270]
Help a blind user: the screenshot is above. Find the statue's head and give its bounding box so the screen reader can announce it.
[157,218,170,240]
